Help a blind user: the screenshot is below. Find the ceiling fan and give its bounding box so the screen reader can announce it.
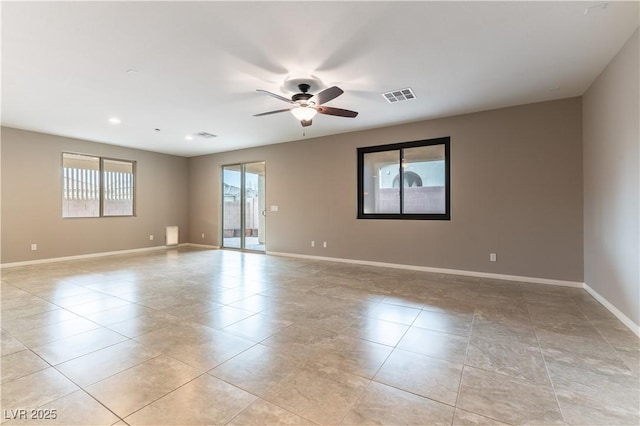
[253,83,358,127]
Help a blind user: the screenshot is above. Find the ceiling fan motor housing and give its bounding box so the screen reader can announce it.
[292,84,313,103]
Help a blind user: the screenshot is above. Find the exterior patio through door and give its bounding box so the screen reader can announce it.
[222,162,266,251]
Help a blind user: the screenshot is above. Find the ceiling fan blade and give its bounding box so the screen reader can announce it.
[316,106,358,118]
[253,108,291,117]
[311,86,343,105]
[301,119,313,127]
[256,89,294,104]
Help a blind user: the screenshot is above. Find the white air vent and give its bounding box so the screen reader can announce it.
[382,88,416,103]
[166,226,178,246]
[195,132,217,138]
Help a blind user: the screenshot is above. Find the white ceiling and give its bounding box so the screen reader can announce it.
[2,1,638,157]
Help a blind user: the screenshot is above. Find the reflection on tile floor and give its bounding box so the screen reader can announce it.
[1,247,638,425]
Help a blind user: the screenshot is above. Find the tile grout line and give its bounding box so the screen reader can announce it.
[362,306,461,418]
[116,369,210,422]
[329,297,418,424]
[446,303,523,426]
[583,310,636,372]
[24,348,128,424]
[526,298,568,425]
[453,304,477,417]
[222,394,319,426]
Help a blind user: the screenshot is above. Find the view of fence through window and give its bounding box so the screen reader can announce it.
[103,159,134,216]
[62,153,134,218]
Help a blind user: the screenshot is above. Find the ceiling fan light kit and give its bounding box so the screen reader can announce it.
[290,106,317,121]
[254,82,358,128]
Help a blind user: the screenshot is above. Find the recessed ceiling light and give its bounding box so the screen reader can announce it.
[185,135,193,141]
[108,117,121,125]
[126,69,139,74]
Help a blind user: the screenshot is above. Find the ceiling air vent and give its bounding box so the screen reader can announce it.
[382,88,416,103]
[195,132,217,139]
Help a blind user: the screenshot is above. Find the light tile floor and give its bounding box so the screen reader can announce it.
[1,247,638,425]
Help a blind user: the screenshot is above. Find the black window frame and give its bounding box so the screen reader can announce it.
[357,137,451,220]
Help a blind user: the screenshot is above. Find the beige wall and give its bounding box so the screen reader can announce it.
[1,127,189,264]
[189,97,584,282]
[583,29,639,325]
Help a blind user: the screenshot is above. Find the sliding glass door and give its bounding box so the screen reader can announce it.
[222,162,266,251]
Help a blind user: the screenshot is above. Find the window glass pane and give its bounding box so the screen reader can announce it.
[62,153,100,218]
[223,165,242,248]
[402,145,446,214]
[363,150,400,214]
[243,162,266,251]
[103,159,134,216]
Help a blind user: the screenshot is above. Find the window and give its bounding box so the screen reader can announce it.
[357,137,450,220]
[62,153,135,218]
[102,158,134,216]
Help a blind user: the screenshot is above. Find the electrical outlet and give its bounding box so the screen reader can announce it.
[311,240,315,247]
[323,241,327,248]
[201,233,205,239]
[149,235,154,241]
[490,253,497,262]
[30,243,37,251]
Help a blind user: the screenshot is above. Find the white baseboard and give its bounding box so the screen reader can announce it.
[181,243,219,249]
[0,244,221,268]
[2,245,177,268]
[583,283,640,337]
[266,251,584,288]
